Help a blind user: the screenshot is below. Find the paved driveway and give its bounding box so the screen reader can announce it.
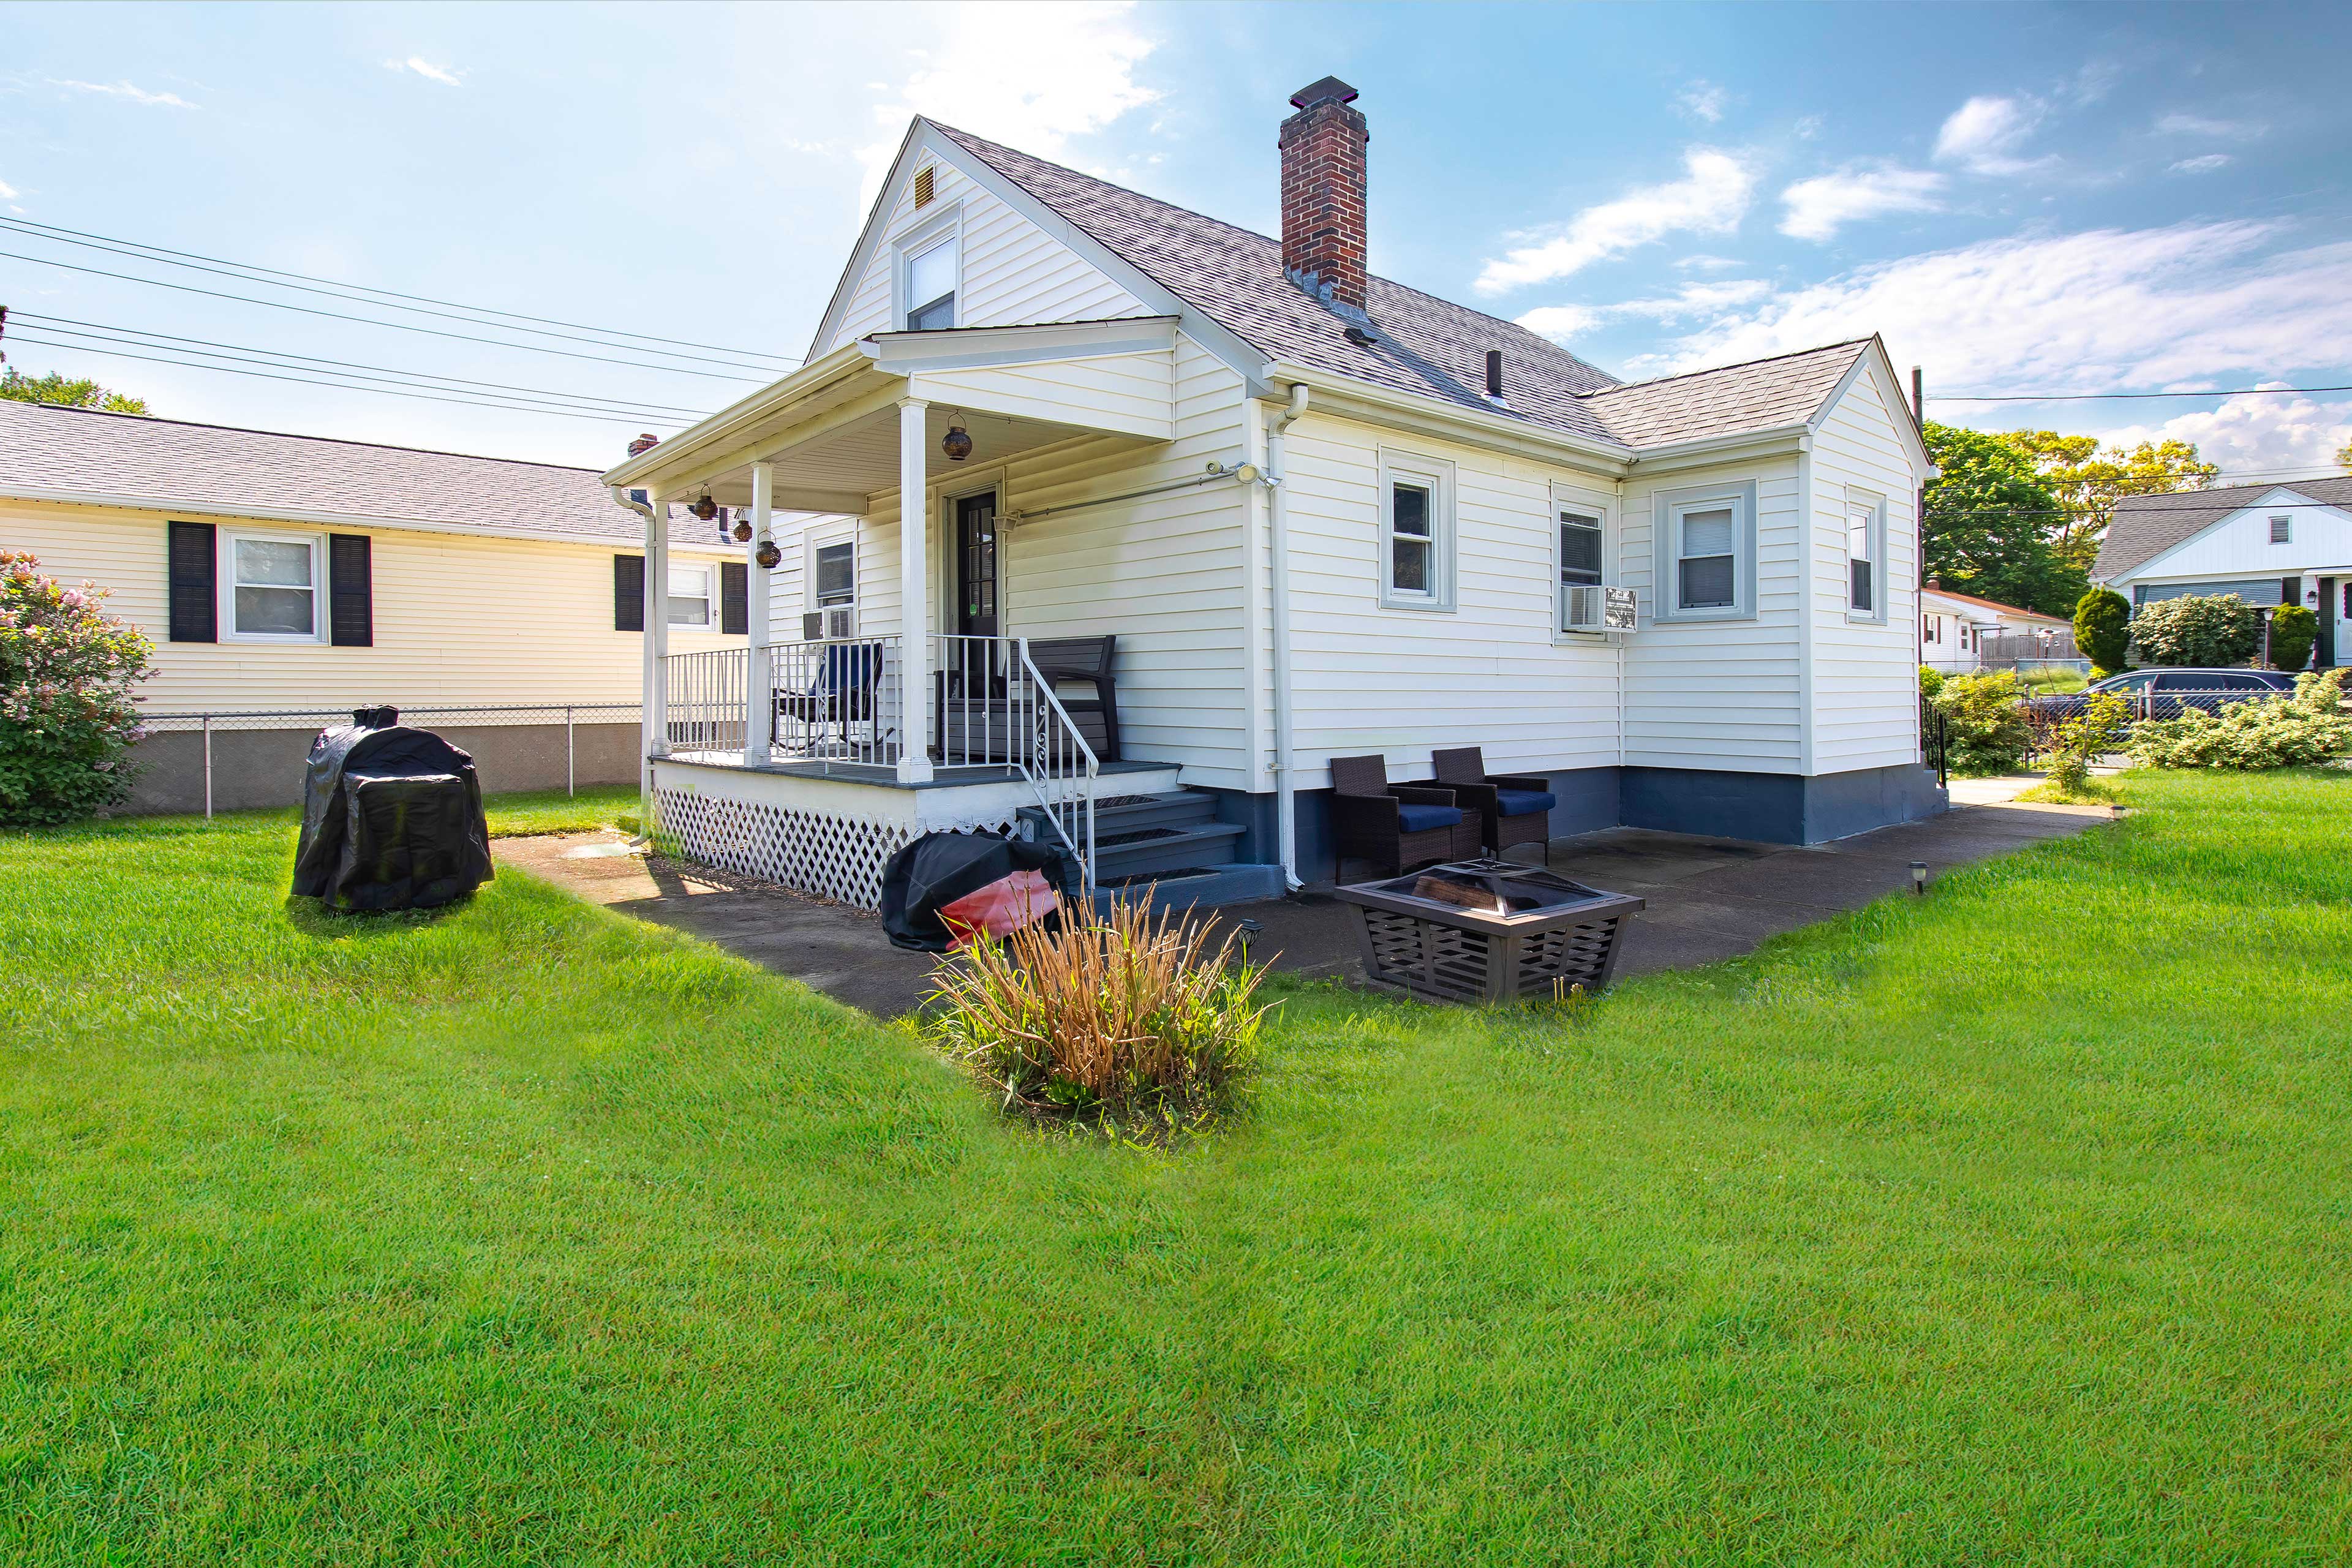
[497,797,2109,1019]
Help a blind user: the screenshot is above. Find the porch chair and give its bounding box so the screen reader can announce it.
[1025,635,1123,763]
[1328,753,1482,881]
[933,633,1125,766]
[777,641,886,755]
[1430,747,1558,861]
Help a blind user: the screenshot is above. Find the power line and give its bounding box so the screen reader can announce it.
[1,331,694,426]
[1932,385,2352,403]
[12,312,715,420]
[0,249,771,383]
[0,216,799,372]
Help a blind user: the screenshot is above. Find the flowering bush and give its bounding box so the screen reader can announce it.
[2128,592,2262,667]
[0,551,154,826]
[1931,669,2033,776]
[2127,669,2352,771]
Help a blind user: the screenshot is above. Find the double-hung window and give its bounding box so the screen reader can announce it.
[905,234,957,331]
[1557,505,1604,633]
[668,562,712,627]
[1677,507,1737,609]
[1847,494,1883,617]
[1653,481,1755,621]
[225,530,321,640]
[813,541,855,608]
[1378,450,1455,611]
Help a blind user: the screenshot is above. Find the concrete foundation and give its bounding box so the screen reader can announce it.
[123,721,643,814]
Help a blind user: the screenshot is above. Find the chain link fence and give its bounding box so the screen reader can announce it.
[134,703,641,818]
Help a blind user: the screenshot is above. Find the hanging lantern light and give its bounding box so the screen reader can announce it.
[688,489,719,523]
[941,414,973,462]
[731,517,753,543]
[755,539,782,570]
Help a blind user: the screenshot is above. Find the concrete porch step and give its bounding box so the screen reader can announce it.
[1093,820,1245,878]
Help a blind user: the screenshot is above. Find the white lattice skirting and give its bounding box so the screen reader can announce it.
[653,781,1020,908]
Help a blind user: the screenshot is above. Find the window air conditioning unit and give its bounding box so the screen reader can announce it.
[1562,584,1638,633]
[802,606,858,641]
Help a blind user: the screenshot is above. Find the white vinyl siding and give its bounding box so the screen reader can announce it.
[1809,358,1923,771]
[2108,490,2352,589]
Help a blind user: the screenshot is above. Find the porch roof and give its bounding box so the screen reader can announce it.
[599,316,1178,510]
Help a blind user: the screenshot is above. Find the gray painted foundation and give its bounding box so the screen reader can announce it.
[121,722,643,814]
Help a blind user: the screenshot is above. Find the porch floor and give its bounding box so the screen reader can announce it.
[498,796,2111,1019]
[658,752,1176,790]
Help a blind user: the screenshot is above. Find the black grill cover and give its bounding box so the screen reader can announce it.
[880,831,1083,952]
[292,707,493,912]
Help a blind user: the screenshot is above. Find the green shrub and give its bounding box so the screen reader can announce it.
[2128,593,2262,667]
[1931,669,2032,777]
[2128,670,2352,770]
[2267,604,2316,672]
[2073,586,2132,676]
[1918,665,1945,700]
[1,551,154,826]
[2045,691,2133,793]
[925,893,1271,1134]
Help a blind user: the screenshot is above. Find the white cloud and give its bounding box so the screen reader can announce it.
[1622,224,2352,401]
[2155,112,2265,140]
[1516,280,1773,345]
[1515,305,1600,343]
[1932,94,2046,175]
[1676,254,1742,272]
[855,2,1160,207]
[50,78,195,108]
[1676,81,1728,124]
[2090,391,2352,478]
[1474,148,1756,295]
[1793,114,1824,141]
[0,178,16,200]
[1778,163,1946,242]
[2170,154,2232,175]
[385,57,463,87]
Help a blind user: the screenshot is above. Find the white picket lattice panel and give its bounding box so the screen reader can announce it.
[653,785,1018,909]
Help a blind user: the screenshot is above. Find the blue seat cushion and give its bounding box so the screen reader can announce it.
[1494,788,1558,818]
[1395,802,1464,833]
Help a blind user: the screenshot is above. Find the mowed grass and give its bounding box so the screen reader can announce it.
[5,772,2352,1563]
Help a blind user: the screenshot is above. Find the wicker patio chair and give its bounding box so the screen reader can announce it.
[1329,753,1482,880]
[1431,746,1558,860]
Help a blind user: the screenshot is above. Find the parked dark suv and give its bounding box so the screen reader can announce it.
[2027,668,2296,721]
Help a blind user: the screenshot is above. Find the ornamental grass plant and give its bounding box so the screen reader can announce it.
[925,891,1272,1134]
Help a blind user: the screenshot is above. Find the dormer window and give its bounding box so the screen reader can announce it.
[906,234,957,331]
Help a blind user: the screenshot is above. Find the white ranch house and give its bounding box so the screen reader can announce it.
[2096,477,2352,669]
[608,78,1940,908]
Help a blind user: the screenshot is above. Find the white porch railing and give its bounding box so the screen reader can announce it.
[658,633,1099,883]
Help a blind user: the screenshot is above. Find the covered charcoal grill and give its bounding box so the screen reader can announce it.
[1336,858,1644,1003]
[292,706,493,913]
[880,831,1085,952]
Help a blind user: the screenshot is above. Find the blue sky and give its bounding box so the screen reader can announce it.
[4,1,2348,478]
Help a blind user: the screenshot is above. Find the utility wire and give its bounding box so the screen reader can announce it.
[12,312,716,419]
[0,250,771,383]
[0,216,797,372]
[1932,385,2352,402]
[0,331,693,426]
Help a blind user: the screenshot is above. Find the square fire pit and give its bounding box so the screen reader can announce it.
[1335,858,1645,1003]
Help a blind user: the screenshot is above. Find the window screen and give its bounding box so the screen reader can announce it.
[1390,481,1433,594]
[1559,510,1602,586]
[668,564,711,627]
[231,536,316,636]
[1678,507,1736,609]
[1847,503,1875,613]
[815,542,854,606]
[907,238,956,330]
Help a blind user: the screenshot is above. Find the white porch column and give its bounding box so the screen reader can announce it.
[645,497,669,759]
[745,461,774,764]
[897,396,933,782]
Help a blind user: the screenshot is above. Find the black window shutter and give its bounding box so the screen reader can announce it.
[167,521,217,643]
[614,554,645,631]
[720,561,748,635]
[328,533,373,647]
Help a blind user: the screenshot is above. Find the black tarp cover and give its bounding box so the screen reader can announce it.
[880,831,1083,952]
[292,707,493,912]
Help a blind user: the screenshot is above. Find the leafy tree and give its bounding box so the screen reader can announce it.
[2128,593,2262,668]
[2000,431,2218,576]
[2267,604,2317,673]
[0,367,151,415]
[0,551,155,825]
[2073,586,2132,677]
[1920,421,2084,614]
[2337,439,2351,471]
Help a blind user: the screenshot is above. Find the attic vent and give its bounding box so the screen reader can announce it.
[913,166,936,208]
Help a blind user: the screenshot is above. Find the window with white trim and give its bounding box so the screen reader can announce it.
[905,234,957,331]
[224,529,321,640]
[1378,451,1455,611]
[813,541,855,608]
[1847,494,1883,617]
[2270,514,2292,544]
[1676,505,1738,609]
[1653,481,1755,620]
[668,562,712,627]
[1556,504,1604,633]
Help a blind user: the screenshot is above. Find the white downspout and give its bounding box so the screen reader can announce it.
[612,484,662,841]
[1267,382,1310,890]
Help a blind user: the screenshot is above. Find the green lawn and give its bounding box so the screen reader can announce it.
[6,772,2351,1563]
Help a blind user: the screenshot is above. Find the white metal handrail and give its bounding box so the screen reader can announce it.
[1014,636,1099,888]
[662,647,747,756]
[764,635,903,769]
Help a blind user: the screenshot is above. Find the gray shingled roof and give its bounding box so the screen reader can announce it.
[2096,476,2352,579]
[1581,341,1869,448]
[0,400,654,544]
[932,122,1877,454]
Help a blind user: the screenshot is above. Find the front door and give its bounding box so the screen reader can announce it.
[2320,576,2339,668]
[954,491,999,639]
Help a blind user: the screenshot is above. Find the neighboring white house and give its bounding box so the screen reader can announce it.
[606,77,1940,907]
[0,401,743,811]
[2096,477,2352,668]
[1919,582,2071,674]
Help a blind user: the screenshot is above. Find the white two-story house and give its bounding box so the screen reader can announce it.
[2097,477,2352,668]
[603,77,1939,908]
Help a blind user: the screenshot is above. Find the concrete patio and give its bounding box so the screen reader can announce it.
[497,794,2112,1018]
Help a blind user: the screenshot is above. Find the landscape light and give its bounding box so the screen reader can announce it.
[1910,861,1928,895]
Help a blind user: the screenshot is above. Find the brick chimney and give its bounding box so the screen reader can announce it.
[626,432,660,457]
[1280,76,1368,313]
